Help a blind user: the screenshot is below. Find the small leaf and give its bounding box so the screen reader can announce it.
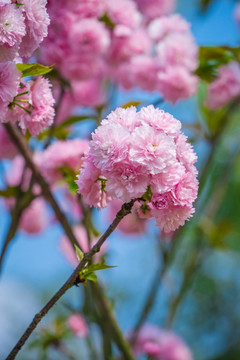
[0,186,19,198]
[121,101,142,109]
[87,263,117,273]
[142,185,153,202]
[16,63,53,77]
[74,244,84,262]
[84,272,98,283]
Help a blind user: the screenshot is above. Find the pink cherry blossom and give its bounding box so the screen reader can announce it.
[67,314,88,338]
[72,77,106,108]
[109,26,151,64]
[76,154,112,209]
[206,62,240,110]
[148,14,190,42]
[106,0,142,29]
[156,34,198,72]
[132,324,192,360]
[38,139,89,184]
[77,106,198,232]
[0,61,21,119]
[117,55,159,91]
[157,66,199,104]
[0,2,26,60]
[19,0,50,59]
[17,76,55,136]
[134,0,176,19]
[69,18,110,58]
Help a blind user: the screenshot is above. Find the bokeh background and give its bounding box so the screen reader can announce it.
[1,0,240,359]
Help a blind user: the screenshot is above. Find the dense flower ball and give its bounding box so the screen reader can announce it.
[206,62,240,110]
[76,106,198,233]
[132,325,192,360]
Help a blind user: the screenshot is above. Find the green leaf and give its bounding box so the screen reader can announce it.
[99,13,115,29]
[87,263,117,273]
[74,244,84,262]
[0,186,19,198]
[84,272,98,283]
[142,185,153,202]
[121,101,142,109]
[16,63,53,77]
[196,46,240,82]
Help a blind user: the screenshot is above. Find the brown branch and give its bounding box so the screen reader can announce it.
[4,123,80,250]
[5,199,136,360]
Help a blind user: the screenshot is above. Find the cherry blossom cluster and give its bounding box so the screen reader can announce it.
[0,0,55,136]
[76,106,198,233]
[39,0,199,108]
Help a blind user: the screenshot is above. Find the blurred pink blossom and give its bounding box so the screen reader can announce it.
[134,0,176,19]
[67,314,88,338]
[132,324,193,360]
[206,62,240,110]
[19,198,48,234]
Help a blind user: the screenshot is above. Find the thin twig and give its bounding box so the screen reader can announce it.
[4,123,80,251]
[5,199,136,360]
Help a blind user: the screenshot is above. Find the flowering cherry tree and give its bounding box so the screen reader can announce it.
[1,0,240,360]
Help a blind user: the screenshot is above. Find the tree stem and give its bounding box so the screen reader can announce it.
[5,199,136,360]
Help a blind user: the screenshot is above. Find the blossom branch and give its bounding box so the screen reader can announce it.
[4,123,80,250]
[5,199,136,360]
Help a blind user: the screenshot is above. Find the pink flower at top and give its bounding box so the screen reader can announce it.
[38,139,89,184]
[129,124,177,175]
[0,1,26,61]
[67,314,88,338]
[132,324,192,360]
[17,76,55,136]
[148,14,190,42]
[77,106,198,232]
[60,225,106,266]
[0,124,17,159]
[19,198,48,234]
[205,62,240,110]
[138,106,182,138]
[0,61,21,119]
[106,0,142,29]
[19,0,50,59]
[134,0,176,19]
[157,66,199,104]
